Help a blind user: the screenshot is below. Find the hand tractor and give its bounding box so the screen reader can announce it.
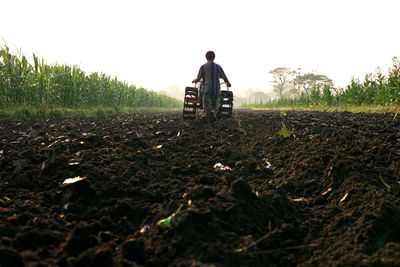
[182,82,233,120]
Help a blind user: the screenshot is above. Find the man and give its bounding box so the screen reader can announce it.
[192,51,231,127]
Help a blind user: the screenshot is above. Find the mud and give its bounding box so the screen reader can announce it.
[1,110,400,266]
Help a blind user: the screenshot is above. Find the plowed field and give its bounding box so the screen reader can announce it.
[1,110,400,266]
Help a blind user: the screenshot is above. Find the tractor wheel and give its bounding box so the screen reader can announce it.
[219,90,233,118]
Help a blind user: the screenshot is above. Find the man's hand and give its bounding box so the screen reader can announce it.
[192,79,198,83]
[226,82,231,87]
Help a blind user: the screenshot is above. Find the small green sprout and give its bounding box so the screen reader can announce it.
[379,175,392,192]
[278,112,296,139]
[278,122,295,138]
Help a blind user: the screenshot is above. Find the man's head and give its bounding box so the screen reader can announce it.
[205,51,215,61]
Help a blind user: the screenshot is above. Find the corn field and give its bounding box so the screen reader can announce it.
[242,57,400,108]
[0,45,181,109]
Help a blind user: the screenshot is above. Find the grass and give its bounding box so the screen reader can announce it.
[4,104,398,122]
[0,105,181,122]
[249,105,400,114]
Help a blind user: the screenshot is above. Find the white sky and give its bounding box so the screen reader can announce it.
[1,0,399,97]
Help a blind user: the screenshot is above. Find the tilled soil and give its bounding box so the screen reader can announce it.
[1,110,400,267]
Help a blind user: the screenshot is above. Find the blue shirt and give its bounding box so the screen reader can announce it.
[196,60,229,95]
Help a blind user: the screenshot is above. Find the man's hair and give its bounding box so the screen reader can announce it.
[205,51,215,61]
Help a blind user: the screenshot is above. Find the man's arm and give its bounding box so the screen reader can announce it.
[192,66,203,83]
[219,67,231,87]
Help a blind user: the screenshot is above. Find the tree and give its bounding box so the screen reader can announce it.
[269,67,296,98]
[294,73,333,97]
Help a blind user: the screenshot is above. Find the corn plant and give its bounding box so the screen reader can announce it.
[0,44,181,109]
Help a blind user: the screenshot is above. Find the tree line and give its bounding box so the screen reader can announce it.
[243,57,400,108]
